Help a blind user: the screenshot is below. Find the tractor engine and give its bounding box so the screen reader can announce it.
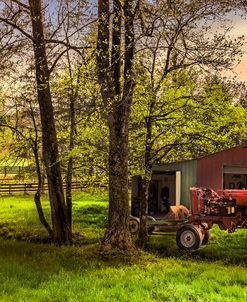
[202,195,236,216]
[190,187,237,216]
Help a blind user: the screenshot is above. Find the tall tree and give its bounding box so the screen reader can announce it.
[96,0,136,252]
[0,0,93,244]
[134,0,244,243]
[28,0,70,244]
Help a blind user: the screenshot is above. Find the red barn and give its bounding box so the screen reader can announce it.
[197,145,247,191]
[132,145,247,216]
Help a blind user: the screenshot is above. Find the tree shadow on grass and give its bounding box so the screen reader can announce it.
[0,236,137,275]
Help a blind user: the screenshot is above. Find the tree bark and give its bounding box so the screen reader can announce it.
[102,103,134,252]
[138,114,153,245]
[65,91,76,239]
[29,0,71,244]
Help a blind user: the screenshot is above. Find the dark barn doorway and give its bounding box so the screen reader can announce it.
[223,166,247,190]
[131,171,181,217]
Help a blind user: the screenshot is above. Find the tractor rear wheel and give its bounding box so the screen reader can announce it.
[176,224,203,251]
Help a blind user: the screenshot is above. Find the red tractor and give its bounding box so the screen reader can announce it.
[176,187,247,251]
[129,187,247,251]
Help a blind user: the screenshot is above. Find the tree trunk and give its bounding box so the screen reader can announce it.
[97,0,135,253]
[138,115,153,245]
[101,104,134,252]
[138,174,151,245]
[29,0,71,244]
[64,51,80,238]
[29,100,53,237]
[33,142,53,238]
[65,94,76,239]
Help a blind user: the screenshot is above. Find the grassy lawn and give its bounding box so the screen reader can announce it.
[0,191,246,302]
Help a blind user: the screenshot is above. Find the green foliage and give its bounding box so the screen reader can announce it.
[72,111,109,184]
[0,80,42,181]
[50,57,109,183]
[129,68,247,176]
[184,76,247,153]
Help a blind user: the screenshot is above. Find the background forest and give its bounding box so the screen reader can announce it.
[0,0,247,250]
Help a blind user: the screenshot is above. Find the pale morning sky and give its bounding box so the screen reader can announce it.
[228,13,247,83]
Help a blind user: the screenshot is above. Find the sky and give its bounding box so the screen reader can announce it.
[227,14,247,83]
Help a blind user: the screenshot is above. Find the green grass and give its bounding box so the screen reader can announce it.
[0,191,246,302]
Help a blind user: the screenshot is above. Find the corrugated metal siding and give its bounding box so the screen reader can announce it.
[181,160,197,207]
[197,146,247,191]
[153,160,197,208]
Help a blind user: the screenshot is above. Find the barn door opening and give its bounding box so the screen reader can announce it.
[131,171,182,218]
[223,166,247,189]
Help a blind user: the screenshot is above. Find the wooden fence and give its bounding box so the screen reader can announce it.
[0,181,106,194]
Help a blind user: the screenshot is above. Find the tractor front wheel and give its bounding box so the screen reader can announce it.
[176,224,203,251]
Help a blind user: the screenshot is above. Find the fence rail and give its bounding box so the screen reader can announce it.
[0,181,106,194]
